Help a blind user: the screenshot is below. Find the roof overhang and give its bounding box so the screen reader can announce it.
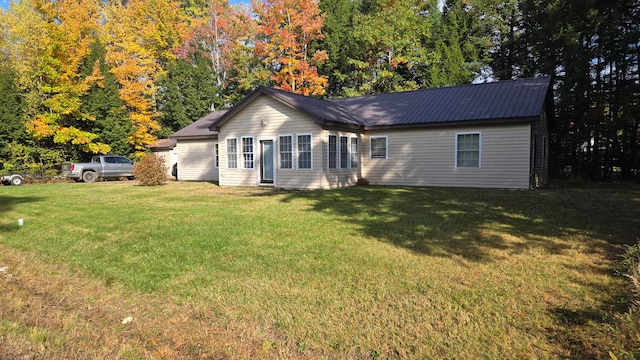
[168,134,219,141]
[363,116,540,131]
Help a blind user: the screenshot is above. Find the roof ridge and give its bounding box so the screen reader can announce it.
[331,76,551,103]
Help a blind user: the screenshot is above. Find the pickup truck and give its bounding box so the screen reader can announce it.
[61,155,134,182]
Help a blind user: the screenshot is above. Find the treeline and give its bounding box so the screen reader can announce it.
[0,0,638,180]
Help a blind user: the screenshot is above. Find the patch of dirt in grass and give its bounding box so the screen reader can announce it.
[0,246,315,359]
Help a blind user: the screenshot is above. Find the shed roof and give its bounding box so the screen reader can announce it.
[148,138,176,150]
[169,109,227,139]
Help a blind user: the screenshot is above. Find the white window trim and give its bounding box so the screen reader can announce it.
[214,142,219,168]
[351,136,359,169]
[328,134,338,169]
[455,132,482,169]
[369,135,388,159]
[340,135,349,169]
[226,137,238,170]
[257,136,277,186]
[297,133,313,170]
[241,136,255,170]
[278,134,294,170]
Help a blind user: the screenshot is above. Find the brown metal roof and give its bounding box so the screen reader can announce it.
[204,77,552,133]
[169,109,227,139]
[333,77,552,127]
[148,138,176,150]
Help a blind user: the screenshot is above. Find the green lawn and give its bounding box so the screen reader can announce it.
[1,181,639,359]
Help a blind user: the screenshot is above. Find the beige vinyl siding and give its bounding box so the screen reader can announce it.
[218,95,325,189]
[175,138,218,181]
[530,110,549,187]
[153,149,175,177]
[362,123,532,189]
[320,130,361,188]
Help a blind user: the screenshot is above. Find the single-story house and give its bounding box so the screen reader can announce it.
[159,77,553,189]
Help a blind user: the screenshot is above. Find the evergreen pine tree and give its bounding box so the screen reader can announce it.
[0,65,27,170]
[314,0,360,97]
[79,41,134,160]
[157,53,220,137]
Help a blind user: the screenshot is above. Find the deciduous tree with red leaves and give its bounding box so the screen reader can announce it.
[252,0,328,96]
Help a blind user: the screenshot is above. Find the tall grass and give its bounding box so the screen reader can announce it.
[0,181,638,358]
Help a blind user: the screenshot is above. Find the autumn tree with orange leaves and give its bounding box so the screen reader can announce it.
[252,0,328,96]
[102,0,188,154]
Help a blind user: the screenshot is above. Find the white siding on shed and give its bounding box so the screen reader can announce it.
[153,149,176,177]
[362,123,532,189]
[175,139,218,181]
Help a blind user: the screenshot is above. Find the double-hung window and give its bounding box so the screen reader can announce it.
[214,143,219,168]
[456,132,481,168]
[227,138,238,169]
[279,135,293,169]
[328,134,337,169]
[370,136,388,159]
[242,137,254,169]
[297,134,312,169]
[340,136,349,169]
[350,137,359,168]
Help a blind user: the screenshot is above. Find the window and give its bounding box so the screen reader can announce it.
[328,134,337,169]
[279,135,293,169]
[242,137,254,169]
[297,134,312,169]
[214,143,219,168]
[350,137,359,168]
[370,136,388,159]
[340,136,349,168]
[227,138,237,169]
[456,132,481,168]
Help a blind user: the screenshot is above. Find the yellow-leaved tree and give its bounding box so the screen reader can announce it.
[2,0,110,156]
[102,0,188,154]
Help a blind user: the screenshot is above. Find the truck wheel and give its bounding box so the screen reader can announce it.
[82,171,97,183]
[10,176,23,186]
